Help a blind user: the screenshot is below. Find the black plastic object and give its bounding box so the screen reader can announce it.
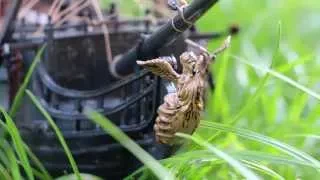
[110,0,219,78]
[9,19,187,179]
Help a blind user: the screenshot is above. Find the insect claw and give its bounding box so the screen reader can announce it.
[210,35,232,59]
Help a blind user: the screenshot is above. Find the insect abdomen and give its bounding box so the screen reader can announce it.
[154,94,179,144]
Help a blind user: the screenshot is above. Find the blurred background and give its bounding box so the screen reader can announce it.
[0,0,320,179]
[103,0,320,179]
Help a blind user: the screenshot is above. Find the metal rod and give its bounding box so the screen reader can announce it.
[11,18,168,33]
[189,32,224,40]
[110,0,219,78]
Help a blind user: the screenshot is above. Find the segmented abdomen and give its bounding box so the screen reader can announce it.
[154,93,179,144]
[154,92,201,145]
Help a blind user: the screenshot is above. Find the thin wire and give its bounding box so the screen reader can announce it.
[177,6,192,25]
[171,18,184,33]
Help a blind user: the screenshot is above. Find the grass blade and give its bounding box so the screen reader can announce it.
[30,168,48,180]
[26,90,81,180]
[0,163,12,180]
[235,151,316,168]
[241,160,284,180]
[276,53,314,73]
[205,22,281,144]
[23,144,53,180]
[0,147,9,168]
[128,148,316,179]
[200,121,320,170]
[0,139,21,180]
[0,107,34,180]
[176,133,261,180]
[209,45,231,120]
[168,150,316,168]
[0,114,52,180]
[232,22,281,122]
[232,65,271,122]
[206,63,274,144]
[9,44,46,117]
[85,110,175,180]
[231,55,320,101]
[286,134,320,140]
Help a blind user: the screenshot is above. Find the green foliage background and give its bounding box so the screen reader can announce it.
[0,0,319,179]
[99,0,320,179]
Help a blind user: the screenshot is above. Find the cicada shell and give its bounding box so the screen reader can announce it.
[137,36,231,145]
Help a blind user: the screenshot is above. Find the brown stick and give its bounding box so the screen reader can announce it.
[18,0,39,19]
[34,0,62,34]
[54,0,90,27]
[48,0,60,15]
[91,0,113,64]
[51,0,64,21]
[53,0,86,23]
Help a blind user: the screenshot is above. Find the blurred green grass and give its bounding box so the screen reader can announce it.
[199,0,320,178]
[199,0,320,146]
[100,0,320,179]
[0,0,319,179]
